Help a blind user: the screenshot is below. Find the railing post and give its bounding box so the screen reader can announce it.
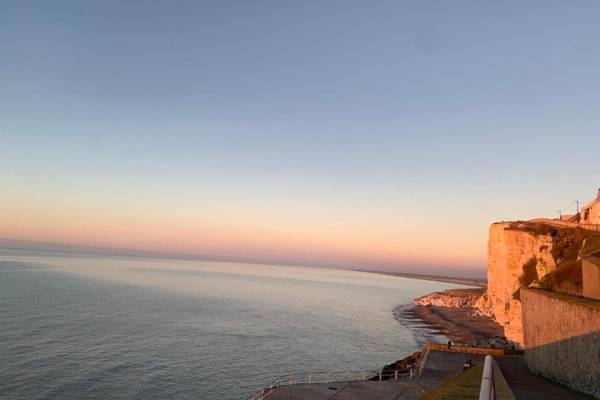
[395,370,398,380]
[308,373,311,384]
[479,355,495,400]
[379,371,382,381]
[327,372,331,383]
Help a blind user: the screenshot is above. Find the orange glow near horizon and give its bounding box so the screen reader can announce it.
[0,191,487,273]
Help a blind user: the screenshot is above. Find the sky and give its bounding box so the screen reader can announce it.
[1,1,600,277]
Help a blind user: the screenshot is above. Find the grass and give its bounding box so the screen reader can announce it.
[419,364,483,400]
[419,362,516,400]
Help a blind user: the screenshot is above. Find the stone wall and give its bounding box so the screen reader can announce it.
[521,288,600,398]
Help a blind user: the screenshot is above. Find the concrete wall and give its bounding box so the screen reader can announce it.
[583,256,600,300]
[521,288,600,398]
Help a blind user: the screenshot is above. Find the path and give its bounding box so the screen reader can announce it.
[265,350,596,400]
[496,355,596,400]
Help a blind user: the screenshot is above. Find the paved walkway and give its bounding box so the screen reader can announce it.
[266,351,597,400]
[267,352,485,400]
[496,355,596,400]
[266,380,417,400]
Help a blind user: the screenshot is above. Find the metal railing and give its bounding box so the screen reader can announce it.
[578,223,600,232]
[536,219,600,232]
[245,343,514,399]
[425,343,505,356]
[417,347,430,376]
[245,368,413,400]
[479,355,495,400]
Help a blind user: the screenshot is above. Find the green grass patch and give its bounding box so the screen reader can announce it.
[419,364,483,400]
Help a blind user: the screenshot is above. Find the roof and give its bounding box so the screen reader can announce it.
[581,198,600,211]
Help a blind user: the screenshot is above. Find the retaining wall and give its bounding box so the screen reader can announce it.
[521,288,600,398]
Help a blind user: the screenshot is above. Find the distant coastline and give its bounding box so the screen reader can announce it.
[1,238,485,284]
[359,270,487,288]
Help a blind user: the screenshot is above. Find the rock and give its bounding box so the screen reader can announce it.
[371,352,422,380]
[480,221,596,345]
[414,288,485,308]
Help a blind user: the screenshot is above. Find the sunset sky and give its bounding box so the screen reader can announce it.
[2,1,600,277]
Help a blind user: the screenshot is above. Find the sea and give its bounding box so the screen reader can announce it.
[0,247,464,400]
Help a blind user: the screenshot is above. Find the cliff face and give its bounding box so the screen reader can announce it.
[479,219,600,396]
[485,222,554,344]
[483,222,590,345]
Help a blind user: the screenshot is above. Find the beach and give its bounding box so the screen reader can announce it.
[404,304,503,344]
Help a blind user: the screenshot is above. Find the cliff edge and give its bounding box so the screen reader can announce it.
[480,220,600,345]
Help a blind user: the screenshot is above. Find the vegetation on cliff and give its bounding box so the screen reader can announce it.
[507,222,600,296]
[478,221,600,345]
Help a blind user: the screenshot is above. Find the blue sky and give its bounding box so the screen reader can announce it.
[1,1,599,276]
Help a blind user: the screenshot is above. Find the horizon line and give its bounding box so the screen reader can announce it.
[0,237,486,279]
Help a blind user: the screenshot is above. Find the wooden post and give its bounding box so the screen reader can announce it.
[395,370,398,380]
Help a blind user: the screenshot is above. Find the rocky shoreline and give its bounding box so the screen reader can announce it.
[407,304,506,345]
[414,288,485,310]
[386,288,517,371]
[409,288,514,347]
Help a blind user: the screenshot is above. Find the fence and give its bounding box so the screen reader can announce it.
[535,219,600,232]
[425,343,505,357]
[578,223,600,232]
[417,347,430,376]
[245,368,413,400]
[245,344,505,399]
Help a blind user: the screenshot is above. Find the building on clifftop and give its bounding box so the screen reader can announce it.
[578,188,600,224]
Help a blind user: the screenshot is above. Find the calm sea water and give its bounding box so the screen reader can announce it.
[0,248,462,400]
